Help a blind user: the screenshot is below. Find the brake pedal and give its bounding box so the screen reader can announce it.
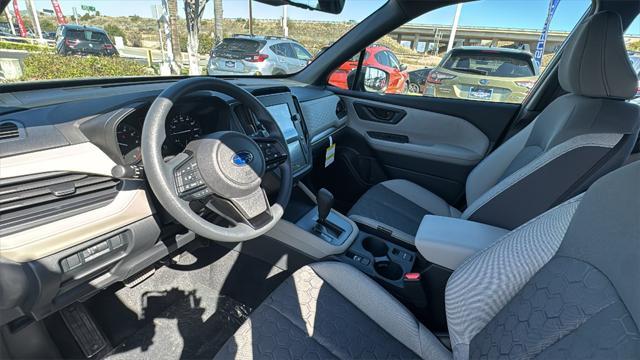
[60,302,108,358]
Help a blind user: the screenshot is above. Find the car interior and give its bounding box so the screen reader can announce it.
[0,0,639,359]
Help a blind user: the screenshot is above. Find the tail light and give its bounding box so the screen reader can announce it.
[103,44,114,50]
[65,39,79,47]
[515,80,535,90]
[244,53,269,62]
[426,70,456,84]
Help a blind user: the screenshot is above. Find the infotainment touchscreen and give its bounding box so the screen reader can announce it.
[265,103,307,173]
[265,103,298,141]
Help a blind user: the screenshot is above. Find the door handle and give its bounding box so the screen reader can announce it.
[353,102,406,124]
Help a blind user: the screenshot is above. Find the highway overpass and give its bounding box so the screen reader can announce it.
[390,24,640,54]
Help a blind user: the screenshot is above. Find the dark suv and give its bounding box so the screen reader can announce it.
[55,25,118,56]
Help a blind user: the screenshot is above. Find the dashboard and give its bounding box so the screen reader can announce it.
[0,79,348,326]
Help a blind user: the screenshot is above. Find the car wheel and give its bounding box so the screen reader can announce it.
[409,83,420,94]
[402,81,410,94]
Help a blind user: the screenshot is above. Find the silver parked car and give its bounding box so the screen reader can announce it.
[207,35,313,76]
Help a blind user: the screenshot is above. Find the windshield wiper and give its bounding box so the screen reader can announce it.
[450,67,488,75]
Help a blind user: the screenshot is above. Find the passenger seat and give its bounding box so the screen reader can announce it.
[349,11,640,245]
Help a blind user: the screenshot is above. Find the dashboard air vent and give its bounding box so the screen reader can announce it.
[0,121,20,141]
[0,172,121,236]
[336,99,348,118]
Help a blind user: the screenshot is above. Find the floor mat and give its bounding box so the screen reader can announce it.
[77,241,290,359]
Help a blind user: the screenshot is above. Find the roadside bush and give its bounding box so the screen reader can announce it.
[104,24,126,43]
[126,32,142,47]
[39,19,58,33]
[176,33,215,54]
[199,34,214,54]
[0,41,53,52]
[21,53,149,80]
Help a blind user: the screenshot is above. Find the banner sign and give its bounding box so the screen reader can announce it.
[534,0,561,68]
[51,0,67,25]
[12,0,27,38]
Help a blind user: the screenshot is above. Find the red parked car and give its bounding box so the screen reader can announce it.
[326,44,410,93]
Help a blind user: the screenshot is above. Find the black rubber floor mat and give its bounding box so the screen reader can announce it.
[105,293,250,359]
[60,302,109,358]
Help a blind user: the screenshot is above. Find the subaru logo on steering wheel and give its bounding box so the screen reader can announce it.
[232,151,254,166]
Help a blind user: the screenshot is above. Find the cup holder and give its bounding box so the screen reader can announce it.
[374,261,403,281]
[362,237,389,257]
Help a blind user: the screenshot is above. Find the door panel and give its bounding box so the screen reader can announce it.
[346,97,490,166]
[331,91,520,205]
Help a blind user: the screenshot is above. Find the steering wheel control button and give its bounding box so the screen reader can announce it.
[174,157,209,198]
[257,139,288,170]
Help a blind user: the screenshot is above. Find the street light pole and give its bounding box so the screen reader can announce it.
[283,5,288,37]
[248,0,253,36]
[447,3,462,52]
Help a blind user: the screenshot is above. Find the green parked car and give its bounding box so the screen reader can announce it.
[424,46,540,103]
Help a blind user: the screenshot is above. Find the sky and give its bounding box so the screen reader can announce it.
[29,0,639,34]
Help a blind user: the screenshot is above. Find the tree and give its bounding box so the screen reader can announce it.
[213,0,223,46]
[184,0,209,75]
[168,0,182,66]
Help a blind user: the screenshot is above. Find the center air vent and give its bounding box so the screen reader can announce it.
[336,98,348,118]
[0,172,121,236]
[0,121,21,141]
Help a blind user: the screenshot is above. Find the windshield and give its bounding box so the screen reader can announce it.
[0,0,386,83]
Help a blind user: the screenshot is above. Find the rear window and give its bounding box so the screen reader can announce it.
[65,29,110,43]
[214,38,265,55]
[442,51,535,78]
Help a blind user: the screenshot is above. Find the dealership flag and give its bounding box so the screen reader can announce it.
[534,0,561,68]
[51,0,67,25]
[12,0,27,37]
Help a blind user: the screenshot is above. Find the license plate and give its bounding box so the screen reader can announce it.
[469,87,493,100]
[225,60,236,68]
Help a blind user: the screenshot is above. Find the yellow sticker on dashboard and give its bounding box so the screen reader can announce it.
[325,136,336,168]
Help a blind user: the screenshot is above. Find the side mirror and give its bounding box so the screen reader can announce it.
[399,64,408,72]
[347,66,390,93]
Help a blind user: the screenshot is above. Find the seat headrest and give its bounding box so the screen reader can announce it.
[559,11,638,100]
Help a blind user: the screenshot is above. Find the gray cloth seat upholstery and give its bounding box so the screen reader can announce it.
[348,11,640,245]
[216,152,640,360]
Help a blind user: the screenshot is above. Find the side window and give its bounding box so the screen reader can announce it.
[292,44,312,61]
[374,51,390,67]
[387,51,401,70]
[270,44,284,56]
[624,16,640,101]
[329,0,591,102]
[280,43,296,58]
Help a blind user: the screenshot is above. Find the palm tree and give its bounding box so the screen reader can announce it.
[168,0,182,65]
[213,0,223,46]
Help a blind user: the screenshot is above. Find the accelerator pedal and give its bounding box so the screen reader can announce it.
[60,302,108,358]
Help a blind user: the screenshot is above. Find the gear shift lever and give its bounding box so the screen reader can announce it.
[305,188,345,244]
[317,188,334,223]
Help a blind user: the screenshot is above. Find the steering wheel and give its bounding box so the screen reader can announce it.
[141,77,292,242]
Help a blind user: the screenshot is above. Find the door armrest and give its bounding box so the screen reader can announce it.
[415,215,508,270]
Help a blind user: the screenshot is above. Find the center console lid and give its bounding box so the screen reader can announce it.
[415,215,508,270]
